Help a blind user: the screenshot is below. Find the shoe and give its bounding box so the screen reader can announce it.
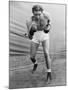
[32,63,38,73]
[46,72,52,84]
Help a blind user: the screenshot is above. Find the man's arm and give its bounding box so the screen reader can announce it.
[26,17,37,39]
[26,18,32,34]
[43,11,52,33]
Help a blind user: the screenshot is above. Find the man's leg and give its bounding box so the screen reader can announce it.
[42,39,52,82]
[30,41,39,73]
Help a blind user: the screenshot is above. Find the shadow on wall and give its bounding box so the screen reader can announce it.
[9,1,66,56]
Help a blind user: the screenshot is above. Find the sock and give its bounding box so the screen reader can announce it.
[30,57,37,64]
[47,69,51,72]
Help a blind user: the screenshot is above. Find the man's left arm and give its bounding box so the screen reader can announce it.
[43,12,52,33]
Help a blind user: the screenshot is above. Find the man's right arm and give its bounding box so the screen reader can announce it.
[26,17,37,39]
[26,18,32,34]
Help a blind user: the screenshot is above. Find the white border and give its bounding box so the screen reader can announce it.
[0,0,68,90]
[9,0,67,4]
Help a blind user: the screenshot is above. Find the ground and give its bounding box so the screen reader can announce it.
[9,55,66,89]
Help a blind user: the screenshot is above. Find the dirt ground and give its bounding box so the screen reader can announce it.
[9,55,66,89]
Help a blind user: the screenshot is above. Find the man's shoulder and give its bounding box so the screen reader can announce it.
[43,11,51,20]
[43,11,50,16]
[26,15,33,23]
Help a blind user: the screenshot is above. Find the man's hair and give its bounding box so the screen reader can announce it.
[32,5,43,13]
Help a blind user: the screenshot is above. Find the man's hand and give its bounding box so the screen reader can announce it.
[43,23,51,33]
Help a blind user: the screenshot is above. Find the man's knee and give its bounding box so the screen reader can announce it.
[44,49,49,57]
[44,48,49,54]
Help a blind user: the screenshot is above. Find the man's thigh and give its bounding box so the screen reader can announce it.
[42,39,49,53]
[30,41,39,58]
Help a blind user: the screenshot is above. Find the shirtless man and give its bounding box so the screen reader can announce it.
[26,5,52,82]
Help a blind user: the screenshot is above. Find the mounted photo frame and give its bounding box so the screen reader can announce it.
[9,1,66,89]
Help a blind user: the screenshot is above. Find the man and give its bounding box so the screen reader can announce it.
[26,5,52,82]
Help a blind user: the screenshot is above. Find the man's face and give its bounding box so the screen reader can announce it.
[33,11,42,19]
